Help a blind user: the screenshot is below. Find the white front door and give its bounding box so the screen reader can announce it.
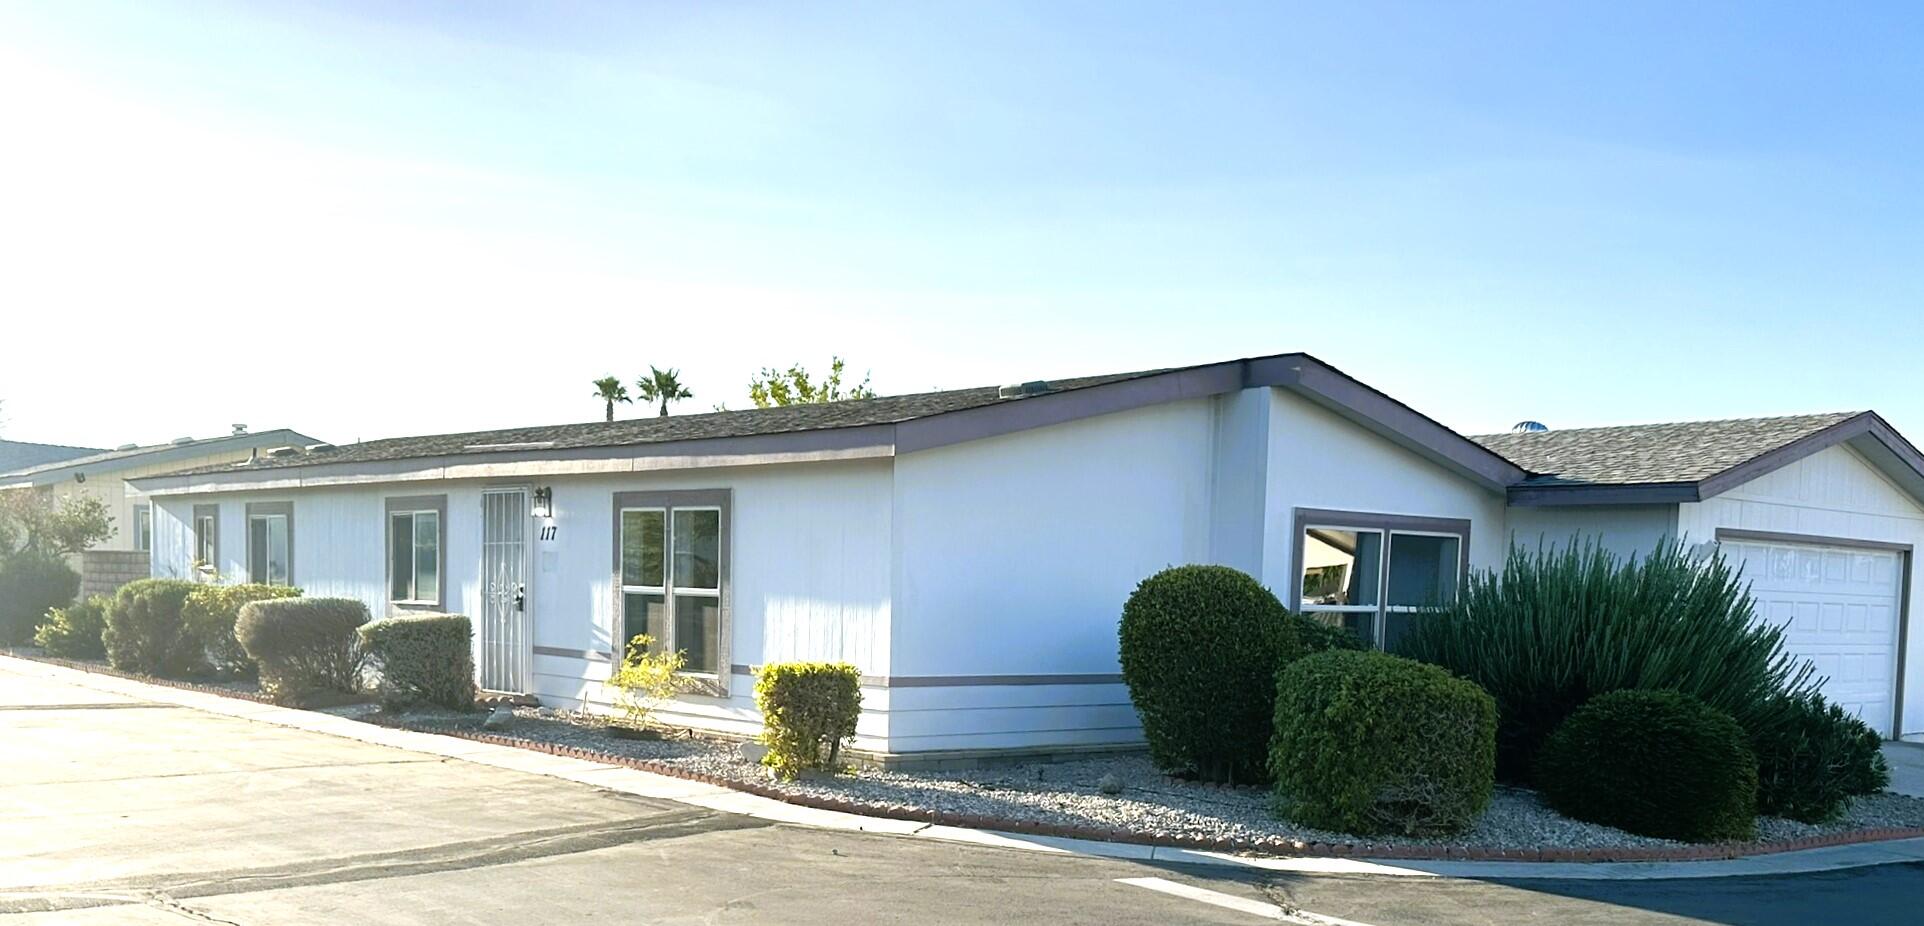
[479,488,531,693]
[1724,537,1904,737]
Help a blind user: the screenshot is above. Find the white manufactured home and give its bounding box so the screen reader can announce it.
[131,354,1924,761]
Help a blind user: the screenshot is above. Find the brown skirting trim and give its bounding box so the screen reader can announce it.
[725,664,1123,688]
[533,646,614,663]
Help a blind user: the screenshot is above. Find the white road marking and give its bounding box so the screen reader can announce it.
[1115,877,1380,926]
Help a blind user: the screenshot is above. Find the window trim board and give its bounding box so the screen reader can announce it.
[611,488,731,696]
[1290,507,1472,647]
[191,503,220,576]
[384,494,449,611]
[243,501,295,586]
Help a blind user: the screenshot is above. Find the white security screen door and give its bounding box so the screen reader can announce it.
[480,488,531,693]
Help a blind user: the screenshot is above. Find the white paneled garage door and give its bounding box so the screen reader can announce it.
[1722,537,1904,737]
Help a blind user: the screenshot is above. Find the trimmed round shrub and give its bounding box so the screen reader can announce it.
[755,662,862,779]
[1752,693,1891,822]
[360,614,476,712]
[1270,650,1496,837]
[1536,689,1759,843]
[1119,565,1301,783]
[34,594,111,659]
[1396,541,1819,783]
[102,578,201,676]
[183,583,303,677]
[1293,613,1366,655]
[237,597,369,704]
[0,550,80,645]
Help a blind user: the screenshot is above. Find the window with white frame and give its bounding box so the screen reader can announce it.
[1296,509,1467,651]
[387,503,443,606]
[246,503,292,586]
[615,490,727,682]
[192,504,219,573]
[133,505,152,552]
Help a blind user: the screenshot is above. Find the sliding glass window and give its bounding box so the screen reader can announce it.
[1296,510,1467,651]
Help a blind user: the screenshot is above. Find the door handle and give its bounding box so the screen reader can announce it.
[513,585,526,612]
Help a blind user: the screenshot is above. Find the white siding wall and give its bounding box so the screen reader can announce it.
[887,399,1217,752]
[145,389,1519,757]
[1261,389,1510,592]
[527,462,893,746]
[150,460,896,749]
[1679,444,1924,740]
[1507,505,1680,562]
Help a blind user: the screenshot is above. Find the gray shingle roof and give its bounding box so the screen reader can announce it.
[1473,412,1861,487]
[0,440,103,476]
[0,429,322,485]
[158,370,1169,477]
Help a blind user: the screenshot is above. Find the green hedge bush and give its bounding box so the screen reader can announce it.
[1536,689,1758,843]
[1293,613,1366,655]
[0,550,80,645]
[237,597,368,704]
[34,594,110,659]
[102,578,201,676]
[182,583,302,676]
[1752,693,1891,822]
[1119,565,1301,783]
[755,662,862,779]
[1270,649,1496,837]
[360,614,475,712]
[1395,541,1817,782]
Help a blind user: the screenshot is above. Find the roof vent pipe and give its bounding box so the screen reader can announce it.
[997,380,1051,399]
[1511,420,1549,433]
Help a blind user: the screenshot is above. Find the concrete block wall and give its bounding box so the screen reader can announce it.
[79,550,152,600]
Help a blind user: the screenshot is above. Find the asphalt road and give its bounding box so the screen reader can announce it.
[1,662,1918,925]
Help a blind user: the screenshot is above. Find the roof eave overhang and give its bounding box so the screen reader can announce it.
[1259,356,1529,493]
[132,353,1527,497]
[1506,482,1702,507]
[129,425,898,496]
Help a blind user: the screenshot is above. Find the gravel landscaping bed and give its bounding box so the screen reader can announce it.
[395,705,1924,854]
[20,651,1922,857]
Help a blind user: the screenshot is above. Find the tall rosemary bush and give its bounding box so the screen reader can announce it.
[1395,540,1818,783]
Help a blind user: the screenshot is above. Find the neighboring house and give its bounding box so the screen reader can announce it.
[0,439,104,475]
[0,429,321,596]
[127,354,1924,763]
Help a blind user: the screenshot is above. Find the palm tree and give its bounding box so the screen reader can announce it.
[636,366,693,417]
[591,376,631,422]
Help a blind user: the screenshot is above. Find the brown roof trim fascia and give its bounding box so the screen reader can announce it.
[131,424,899,495]
[1695,412,1924,506]
[1268,355,1529,492]
[134,352,1534,497]
[1507,482,1703,507]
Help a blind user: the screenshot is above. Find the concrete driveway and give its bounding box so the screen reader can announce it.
[3,660,1921,925]
[1884,742,1924,798]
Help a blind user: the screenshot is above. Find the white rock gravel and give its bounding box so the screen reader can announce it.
[393,706,1924,853]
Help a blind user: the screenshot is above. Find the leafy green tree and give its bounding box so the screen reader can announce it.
[591,376,631,422]
[635,366,694,417]
[749,357,875,408]
[0,491,115,556]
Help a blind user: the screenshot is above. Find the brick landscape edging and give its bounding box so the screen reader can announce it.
[11,651,1924,865]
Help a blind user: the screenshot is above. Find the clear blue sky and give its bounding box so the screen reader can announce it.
[1,1,1919,448]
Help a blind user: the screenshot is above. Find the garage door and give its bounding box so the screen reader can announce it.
[1721,537,1904,737]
